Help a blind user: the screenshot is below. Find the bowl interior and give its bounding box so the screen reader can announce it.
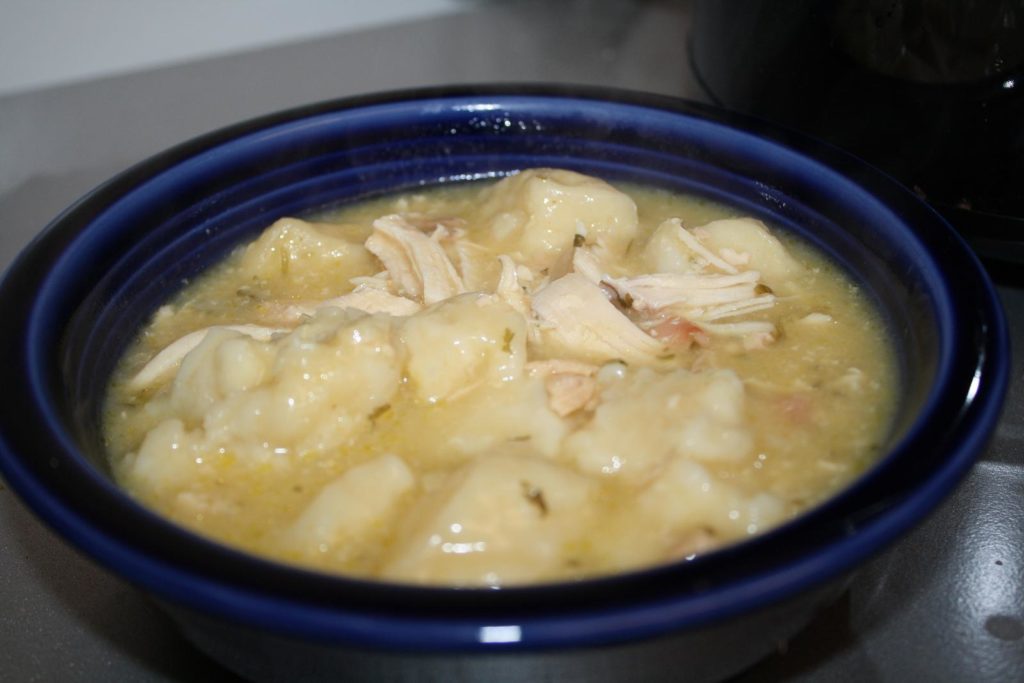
[2,88,1006,648]
[60,96,944,469]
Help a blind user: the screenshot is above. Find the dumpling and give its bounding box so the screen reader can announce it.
[399,293,527,403]
[564,366,754,483]
[148,308,401,462]
[237,217,377,296]
[281,453,416,563]
[476,168,638,270]
[381,453,598,585]
[693,218,803,288]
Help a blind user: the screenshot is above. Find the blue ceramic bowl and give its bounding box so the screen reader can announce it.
[0,86,1009,682]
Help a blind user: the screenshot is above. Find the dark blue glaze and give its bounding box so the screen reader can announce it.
[0,86,1009,652]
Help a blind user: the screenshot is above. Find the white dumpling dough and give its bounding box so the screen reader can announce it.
[399,293,527,403]
[128,309,402,491]
[639,456,787,538]
[564,366,754,483]
[694,218,803,287]
[282,453,416,560]
[478,168,638,269]
[381,453,598,586]
[237,217,376,292]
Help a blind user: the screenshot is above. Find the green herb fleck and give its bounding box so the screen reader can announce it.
[502,328,515,353]
[520,480,548,516]
[368,403,391,422]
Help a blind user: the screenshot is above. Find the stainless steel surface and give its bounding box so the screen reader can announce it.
[2,1,1021,680]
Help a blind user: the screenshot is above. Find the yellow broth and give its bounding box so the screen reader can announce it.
[103,169,896,586]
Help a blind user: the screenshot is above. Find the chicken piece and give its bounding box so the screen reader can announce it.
[695,320,777,340]
[401,214,468,234]
[526,359,601,417]
[642,218,700,274]
[128,324,283,392]
[641,218,740,275]
[608,271,777,342]
[321,287,422,316]
[605,271,771,315]
[477,169,638,270]
[348,271,392,290]
[544,374,599,417]
[494,255,531,317]
[525,359,601,377]
[719,248,751,268]
[365,214,466,305]
[798,312,834,326]
[693,218,803,288]
[381,453,598,586]
[575,235,777,343]
[646,317,711,349]
[453,239,502,292]
[571,244,610,284]
[285,285,422,320]
[673,219,740,273]
[530,273,666,365]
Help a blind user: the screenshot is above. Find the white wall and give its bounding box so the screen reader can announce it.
[0,0,461,96]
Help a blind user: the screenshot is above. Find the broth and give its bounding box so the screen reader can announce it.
[103,169,896,586]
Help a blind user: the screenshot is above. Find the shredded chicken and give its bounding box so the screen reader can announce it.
[530,273,667,364]
[544,374,599,417]
[798,312,833,326]
[645,317,711,349]
[571,245,607,284]
[607,271,776,340]
[366,214,466,305]
[693,218,805,285]
[133,204,787,404]
[128,324,283,392]
[699,294,776,322]
[719,248,750,268]
[572,236,777,344]
[453,239,499,291]
[286,286,422,320]
[402,214,468,235]
[669,219,739,274]
[495,255,531,317]
[525,359,600,377]
[697,320,776,336]
[349,272,392,290]
[526,360,600,417]
[605,271,768,312]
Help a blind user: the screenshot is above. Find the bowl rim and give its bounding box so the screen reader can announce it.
[0,84,1010,650]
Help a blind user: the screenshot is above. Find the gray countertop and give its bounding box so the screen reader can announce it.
[2,2,1022,680]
